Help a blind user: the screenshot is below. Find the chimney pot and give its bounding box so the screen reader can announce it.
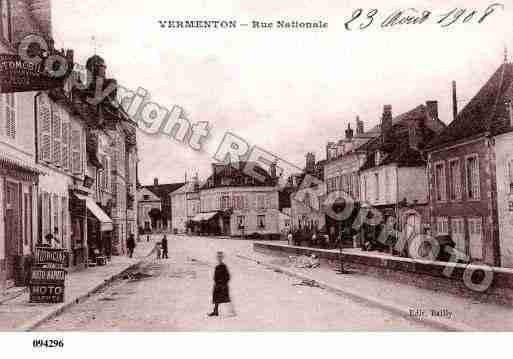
[154,177,158,185]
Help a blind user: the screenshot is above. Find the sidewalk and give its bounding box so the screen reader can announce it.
[247,244,513,331]
[0,240,155,331]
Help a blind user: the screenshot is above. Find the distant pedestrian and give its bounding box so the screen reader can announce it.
[155,242,162,260]
[209,251,235,317]
[287,231,293,246]
[127,233,136,258]
[162,235,169,259]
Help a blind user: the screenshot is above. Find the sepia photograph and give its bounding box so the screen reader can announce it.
[1,0,513,356]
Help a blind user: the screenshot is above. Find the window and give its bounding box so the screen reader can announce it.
[37,95,52,162]
[434,162,447,201]
[61,121,70,171]
[237,215,245,228]
[468,217,483,260]
[450,218,465,253]
[1,93,16,140]
[385,170,390,202]
[220,194,230,210]
[448,159,462,200]
[507,160,513,194]
[71,127,83,175]
[0,0,12,43]
[374,173,380,201]
[257,194,266,209]
[436,217,449,235]
[257,215,266,228]
[53,194,60,248]
[52,106,62,166]
[143,194,150,200]
[465,155,480,200]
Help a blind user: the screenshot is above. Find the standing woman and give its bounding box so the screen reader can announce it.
[208,251,233,317]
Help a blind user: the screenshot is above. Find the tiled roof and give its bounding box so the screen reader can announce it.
[201,161,277,189]
[427,62,513,149]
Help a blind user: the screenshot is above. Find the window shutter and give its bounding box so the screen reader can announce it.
[52,106,62,166]
[61,122,70,171]
[71,128,82,175]
[5,94,16,139]
[38,95,52,162]
[473,158,480,199]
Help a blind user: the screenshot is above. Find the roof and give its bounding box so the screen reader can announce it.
[427,62,513,149]
[360,143,426,172]
[367,104,444,135]
[142,182,185,200]
[201,161,277,189]
[171,181,204,195]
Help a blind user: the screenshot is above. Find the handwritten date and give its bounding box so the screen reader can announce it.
[344,3,504,31]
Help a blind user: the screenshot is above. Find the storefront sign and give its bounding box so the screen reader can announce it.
[29,247,67,303]
[0,54,69,93]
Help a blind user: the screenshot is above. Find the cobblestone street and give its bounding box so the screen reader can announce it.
[36,236,431,331]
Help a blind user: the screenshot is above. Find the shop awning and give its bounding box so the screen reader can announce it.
[74,193,113,232]
[191,211,219,222]
[0,154,46,175]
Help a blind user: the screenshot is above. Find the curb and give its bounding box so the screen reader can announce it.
[17,247,156,332]
[237,254,477,332]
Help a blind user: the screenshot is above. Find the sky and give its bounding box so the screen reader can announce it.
[51,0,513,185]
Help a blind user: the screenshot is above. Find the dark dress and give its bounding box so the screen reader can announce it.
[212,263,231,304]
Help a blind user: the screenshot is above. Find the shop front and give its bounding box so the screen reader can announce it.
[189,211,222,235]
[0,156,40,288]
[71,192,113,267]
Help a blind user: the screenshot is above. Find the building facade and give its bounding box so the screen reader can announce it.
[196,162,280,238]
[360,102,445,248]
[139,178,184,232]
[425,62,513,266]
[0,0,52,288]
[495,130,513,267]
[137,186,162,232]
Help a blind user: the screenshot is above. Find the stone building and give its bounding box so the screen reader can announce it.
[0,0,52,288]
[426,61,513,266]
[196,162,280,238]
[141,177,184,230]
[360,102,445,249]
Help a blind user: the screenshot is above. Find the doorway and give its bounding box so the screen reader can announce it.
[5,181,21,283]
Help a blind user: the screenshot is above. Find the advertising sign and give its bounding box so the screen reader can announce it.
[29,247,67,303]
[0,54,70,93]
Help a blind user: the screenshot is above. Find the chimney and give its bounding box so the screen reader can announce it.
[356,116,364,135]
[452,81,458,121]
[381,105,393,144]
[345,123,354,140]
[153,177,158,185]
[426,100,438,120]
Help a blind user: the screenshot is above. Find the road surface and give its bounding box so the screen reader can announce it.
[37,236,431,331]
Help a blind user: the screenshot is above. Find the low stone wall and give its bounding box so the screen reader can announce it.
[254,242,513,305]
